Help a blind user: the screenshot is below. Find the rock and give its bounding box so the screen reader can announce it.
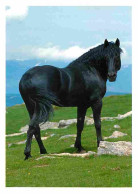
[19,125,28,133]
[50,152,96,158]
[8,143,13,147]
[58,119,77,128]
[70,144,74,148]
[40,122,59,130]
[8,140,26,147]
[41,137,49,141]
[87,151,96,155]
[36,156,56,160]
[59,134,76,140]
[117,111,132,120]
[36,151,96,160]
[97,141,132,156]
[16,140,26,145]
[50,134,55,137]
[85,119,94,125]
[114,124,121,129]
[102,117,115,121]
[20,122,59,133]
[104,131,127,140]
[85,116,90,120]
[6,132,26,137]
[6,110,132,138]
[8,135,52,148]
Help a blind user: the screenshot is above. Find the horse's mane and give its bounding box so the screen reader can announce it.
[68,42,123,68]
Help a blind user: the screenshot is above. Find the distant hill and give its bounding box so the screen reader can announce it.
[107,64,132,93]
[6,92,129,107]
[6,59,132,94]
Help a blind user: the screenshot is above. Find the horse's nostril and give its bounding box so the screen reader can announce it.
[108,73,116,77]
[113,73,117,77]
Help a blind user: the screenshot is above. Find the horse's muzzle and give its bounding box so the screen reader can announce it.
[108,75,117,82]
[108,72,117,82]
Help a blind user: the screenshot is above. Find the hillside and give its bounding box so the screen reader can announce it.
[6,94,132,187]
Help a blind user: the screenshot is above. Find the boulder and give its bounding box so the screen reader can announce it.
[98,141,132,156]
[58,119,77,128]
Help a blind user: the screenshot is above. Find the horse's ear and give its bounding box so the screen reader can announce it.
[115,38,120,47]
[104,39,109,48]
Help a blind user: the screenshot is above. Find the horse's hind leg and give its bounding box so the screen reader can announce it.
[34,125,47,154]
[24,124,47,160]
[24,125,35,160]
[23,99,46,159]
[91,100,103,147]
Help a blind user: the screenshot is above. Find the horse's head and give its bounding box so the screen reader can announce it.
[104,38,122,82]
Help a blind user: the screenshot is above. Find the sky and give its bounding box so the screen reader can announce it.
[6,6,132,64]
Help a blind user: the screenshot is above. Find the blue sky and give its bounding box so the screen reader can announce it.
[6,6,131,64]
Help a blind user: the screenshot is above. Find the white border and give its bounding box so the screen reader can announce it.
[0,0,6,190]
[1,0,137,193]
[4,0,133,6]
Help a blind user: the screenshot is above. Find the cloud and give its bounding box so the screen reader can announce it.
[31,42,131,63]
[121,41,132,47]
[31,45,92,60]
[6,5,28,20]
[7,41,132,65]
[121,41,132,64]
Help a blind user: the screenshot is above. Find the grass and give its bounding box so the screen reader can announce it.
[6,94,132,187]
[6,94,132,134]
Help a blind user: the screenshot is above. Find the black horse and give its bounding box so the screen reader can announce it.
[19,38,122,160]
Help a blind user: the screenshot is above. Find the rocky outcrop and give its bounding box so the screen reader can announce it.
[35,141,132,160]
[6,110,132,137]
[20,121,59,133]
[104,131,127,140]
[36,151,96,160]
[97,141,132,156]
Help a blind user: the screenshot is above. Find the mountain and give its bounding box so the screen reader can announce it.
[107,64,132,93]
[6,59,132,94]
[6,59,69,94]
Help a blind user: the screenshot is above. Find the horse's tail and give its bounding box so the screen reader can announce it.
[29,94,58,126]
[19,79,60,127]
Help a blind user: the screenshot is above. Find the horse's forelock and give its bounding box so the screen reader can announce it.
[104,42,122,57]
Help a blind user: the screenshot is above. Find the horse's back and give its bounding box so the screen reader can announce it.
[19,65,61,93]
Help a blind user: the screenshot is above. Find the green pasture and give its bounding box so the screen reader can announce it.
[6,94,132,187]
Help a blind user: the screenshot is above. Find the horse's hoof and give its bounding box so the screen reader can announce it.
[40,149,47,154]
[78,149,86,154]
[97,139,103,147]
[76,146,86,153]
[24,155,32,160]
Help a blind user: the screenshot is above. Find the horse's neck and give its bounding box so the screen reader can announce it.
[91,58,108,81]
[67,49,108,81]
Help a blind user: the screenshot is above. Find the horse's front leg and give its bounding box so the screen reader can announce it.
[74,106,87,152]
[91,100,103,147]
